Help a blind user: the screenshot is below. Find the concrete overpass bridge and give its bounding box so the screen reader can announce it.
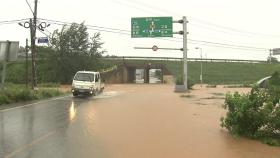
[101,63,173,84]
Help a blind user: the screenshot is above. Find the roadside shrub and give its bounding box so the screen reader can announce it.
[221,87,268,137]
[0,85,66,106]
[0,94,10,105]
[221,71,280,146]
[268,72,280,104]
[37,88,63,99]
[38,83,60,88]
[3,89,17,102]
[176,75,184,85]
[14,89,36,101]
[175,75,195,89]
[187,78,195,89]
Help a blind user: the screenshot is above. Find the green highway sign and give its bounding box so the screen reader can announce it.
[131,17,173,38]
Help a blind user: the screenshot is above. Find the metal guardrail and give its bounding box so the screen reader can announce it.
[16,55,269,64]
[102,56,268,63]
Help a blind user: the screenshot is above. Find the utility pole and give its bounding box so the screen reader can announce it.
[25,38,29,88]
[30,0,38,90]
[182,16,188,90]
[19,0,50,89]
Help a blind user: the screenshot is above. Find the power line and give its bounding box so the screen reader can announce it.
[169,38,268,52]
[188,41,268,52]
[172,37,268,50]
[0,18,29,25]
[40,18,270,52]
[42,20,130,35]
[190,39,268,50]
[190,17,280,38]
[39,18,130,33]
[37,28,50,37]
[189,23,280,39]
[112,0,280,39]
[25,0,34,15]
[0,6,272,51]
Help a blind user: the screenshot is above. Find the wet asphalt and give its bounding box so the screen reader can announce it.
[0,93,111,158]
[1,84,280,158]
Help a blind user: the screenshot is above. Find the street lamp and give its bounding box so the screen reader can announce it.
[195,47,203,87]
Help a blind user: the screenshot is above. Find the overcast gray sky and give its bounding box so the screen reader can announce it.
[1,0,280,60]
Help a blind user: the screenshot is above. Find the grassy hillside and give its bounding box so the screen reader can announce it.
[1,59,279,85]
[188,62,280,84]
[102,59,280,84]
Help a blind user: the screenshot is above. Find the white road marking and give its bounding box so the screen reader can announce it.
[0,95,71,112]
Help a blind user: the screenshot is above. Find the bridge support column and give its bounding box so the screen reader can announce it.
[144,68,150,83]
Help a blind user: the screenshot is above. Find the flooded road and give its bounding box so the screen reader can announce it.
[0,84,280,158]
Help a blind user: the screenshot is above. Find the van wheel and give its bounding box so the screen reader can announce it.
[73,92,78,97]
[93,90,97,96]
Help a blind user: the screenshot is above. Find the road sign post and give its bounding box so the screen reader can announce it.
[182,16,188,90]
[131,16,188,90]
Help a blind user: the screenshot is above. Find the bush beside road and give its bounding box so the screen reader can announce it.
[0,83,69,107]
[221,71,280,146]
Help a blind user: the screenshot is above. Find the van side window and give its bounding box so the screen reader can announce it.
[89,74,94,82]
[95,74,100,82]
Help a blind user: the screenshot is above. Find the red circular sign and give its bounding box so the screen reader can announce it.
[152,45,158,51]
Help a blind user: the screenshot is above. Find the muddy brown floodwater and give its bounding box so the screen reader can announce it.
[1,84,280,158]
[94,84,280,158]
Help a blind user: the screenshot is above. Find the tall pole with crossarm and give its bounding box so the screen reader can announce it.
[19,0,50,90]
[30,0,38,89]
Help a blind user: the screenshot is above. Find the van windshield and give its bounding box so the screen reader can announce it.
[74,73,94,82]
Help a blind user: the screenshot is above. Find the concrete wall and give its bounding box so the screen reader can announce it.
[163,75,174,84]
[101,66,128,84]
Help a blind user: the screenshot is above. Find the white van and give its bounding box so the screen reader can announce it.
[71,71,104,96]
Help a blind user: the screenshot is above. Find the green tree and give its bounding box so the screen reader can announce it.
[267,56,278,63]
[43,22,105,83]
